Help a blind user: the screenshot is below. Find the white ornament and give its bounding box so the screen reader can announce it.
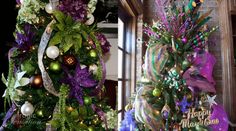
[21,101,34,116]
[89,64,98,73]
[45,3,54,14]
[85,14,95,25]
[46,46,60,59]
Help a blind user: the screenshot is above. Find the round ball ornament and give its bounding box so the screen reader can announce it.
[66,106,74,112]
[84,96,92,105]
[21,101,34,116]
[182,59,190,70]
[45,3,55,14]
[89,49,97,58]
[63,55,77,67]
[181,37,188,44]
[30,75,43,88]
[46,46,60,59]
[36,109,44,118]
[172,123,181,131]
[49,61,61,72]
[85,14,95,25]
[152,88,161,97]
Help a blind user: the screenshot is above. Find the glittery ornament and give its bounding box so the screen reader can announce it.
[161,104,170,119]
[152,88,161,97]
[63,54,77,67]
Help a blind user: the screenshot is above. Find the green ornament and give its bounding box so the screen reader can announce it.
[36,109,44,118]
[182,60,190,70]
[152,88,161,97]
[88,126,95,131]
[84,96,92,105]
[21,60,36,74]
[89,49,97,58]
[49,61,61,72]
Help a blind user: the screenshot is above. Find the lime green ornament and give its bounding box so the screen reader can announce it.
[152,88,161,97]
[49,61,61,72]
[84,96,92,105]
[36,109,44,118]
[88,126,95,131]
[21,60,36,74]
[89,49,97,58]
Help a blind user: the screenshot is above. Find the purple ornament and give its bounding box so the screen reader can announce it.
[210,105,228,131]
[162,110,169,119]
[181,37,188,44]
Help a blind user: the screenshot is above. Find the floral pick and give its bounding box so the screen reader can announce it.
[63,62,97,105]
[2,71,29,101]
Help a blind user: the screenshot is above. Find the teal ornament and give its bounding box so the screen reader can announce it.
[164,67,185,89]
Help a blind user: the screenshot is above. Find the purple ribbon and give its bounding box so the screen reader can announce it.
[91,104,108,130]
[0,103,16,130]
[91,56,106,95]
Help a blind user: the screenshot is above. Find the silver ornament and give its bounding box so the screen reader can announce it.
[46,46,60,59]
[21,101,34,116]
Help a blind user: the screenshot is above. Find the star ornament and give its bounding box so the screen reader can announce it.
[176,96,191,113]
[206,95,217,107]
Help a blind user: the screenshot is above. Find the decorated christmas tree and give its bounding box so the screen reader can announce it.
[120,0,229,131]
[0,0,117,130]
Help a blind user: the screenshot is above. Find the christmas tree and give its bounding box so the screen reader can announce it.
[120,0,229,131]
[0,0,117,130]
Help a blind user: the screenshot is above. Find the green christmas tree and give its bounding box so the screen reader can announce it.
[120,0,229,131]
[0,0,117,130]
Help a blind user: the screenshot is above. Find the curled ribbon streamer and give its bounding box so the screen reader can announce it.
[38,21,59,97]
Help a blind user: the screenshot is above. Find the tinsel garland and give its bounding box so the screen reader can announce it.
[58,84,70,131]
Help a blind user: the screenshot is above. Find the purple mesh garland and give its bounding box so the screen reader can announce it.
[58,0,87,22]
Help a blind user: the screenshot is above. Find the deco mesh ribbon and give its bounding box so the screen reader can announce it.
[143,44,168,82]
[134,84,164,130]
[38,20,59,96]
